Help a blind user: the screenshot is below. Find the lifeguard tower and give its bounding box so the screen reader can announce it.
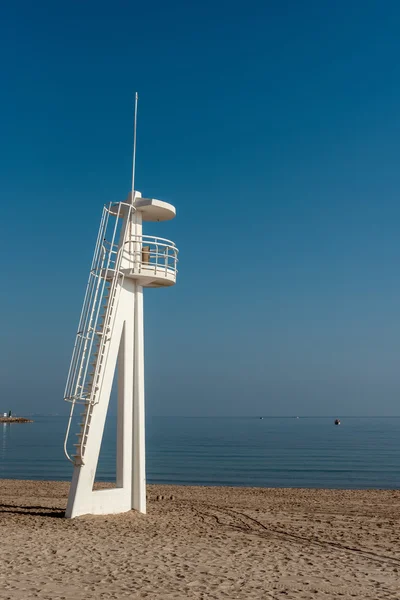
[63,95,178,518]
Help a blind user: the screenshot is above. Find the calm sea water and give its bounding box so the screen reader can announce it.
[0,416,399,489]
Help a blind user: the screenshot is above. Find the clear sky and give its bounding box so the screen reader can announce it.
[1,1,400,417]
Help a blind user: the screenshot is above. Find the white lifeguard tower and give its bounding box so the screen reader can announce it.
[63,95,178,518]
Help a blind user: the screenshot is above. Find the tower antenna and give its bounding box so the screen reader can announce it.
[131,92,139,196]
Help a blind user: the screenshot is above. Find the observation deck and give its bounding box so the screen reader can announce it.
[118,234,178,287]
[104,195,178,288]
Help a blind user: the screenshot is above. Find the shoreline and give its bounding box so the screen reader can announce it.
[0,476,399,491]
[1,480,399,599]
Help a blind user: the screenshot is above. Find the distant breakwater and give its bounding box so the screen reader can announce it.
[0,417,33,423]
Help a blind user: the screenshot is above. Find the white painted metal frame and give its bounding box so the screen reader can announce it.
[63,198,178,518]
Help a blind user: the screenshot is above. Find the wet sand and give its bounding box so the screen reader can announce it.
[0,480,399,599]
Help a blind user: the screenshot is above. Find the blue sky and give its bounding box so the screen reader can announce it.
[1,1,400,416]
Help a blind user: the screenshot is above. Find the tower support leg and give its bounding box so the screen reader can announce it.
[65,279,144,518]
[132,284,146,513]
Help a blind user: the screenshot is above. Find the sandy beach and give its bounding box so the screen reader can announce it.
[0,481,399,599]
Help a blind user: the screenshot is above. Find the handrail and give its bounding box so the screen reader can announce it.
[138,234,177,247]
[74,207,135,462]
[63,201,135,463]
[121,235,179,263]
[63,207,109,401]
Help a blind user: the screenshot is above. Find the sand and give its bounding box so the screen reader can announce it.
[0,481,399,599]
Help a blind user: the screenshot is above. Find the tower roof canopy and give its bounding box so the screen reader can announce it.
[131,196,176,221]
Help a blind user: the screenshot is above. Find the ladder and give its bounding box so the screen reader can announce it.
[64,202,134,465]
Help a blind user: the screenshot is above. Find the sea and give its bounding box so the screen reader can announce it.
[1,416,399,489]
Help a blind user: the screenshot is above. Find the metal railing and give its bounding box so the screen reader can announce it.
[121,234,178,279]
